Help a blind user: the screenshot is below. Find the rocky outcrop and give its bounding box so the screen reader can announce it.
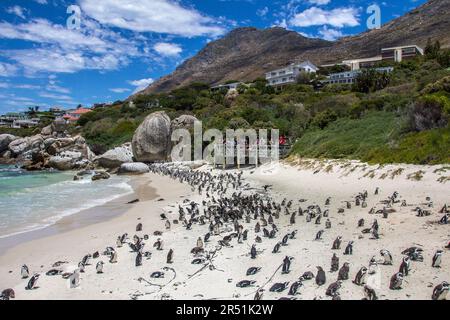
[132,111,171,162]
[47,151,91,171]
[8,135,44,157]
[91,170,110,181]
[118,162,150,175]
[0,134,17,153]
[171,115,198,131]
[95,143,133,169]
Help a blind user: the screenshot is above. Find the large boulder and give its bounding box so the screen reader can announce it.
[132,111,171,162]
[41,125,53,136]
[47,151,90,170]
[95,144,133,169]
[92,170,110,181]
[0,134,18,153]
[8,135,44,156]
[52,118,67,134]
[118,162,150,175]
[171,114,198,131]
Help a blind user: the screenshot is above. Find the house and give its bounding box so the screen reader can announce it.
[342,56,383,71]
[63,107,92,123]
[381,45,424,63]
[322,67,394,85]
[266,61,318,87]
[210,82,242,91]
[49,107,65,117]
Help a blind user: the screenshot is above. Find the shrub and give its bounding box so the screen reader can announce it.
[409,95,449,131]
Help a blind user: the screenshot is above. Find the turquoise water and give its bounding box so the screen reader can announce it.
[0,165,133,238]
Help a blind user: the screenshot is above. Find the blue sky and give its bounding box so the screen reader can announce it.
[0,0,426,113]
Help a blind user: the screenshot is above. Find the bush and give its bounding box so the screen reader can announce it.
[311,109,338,129]
[409,95,449,131]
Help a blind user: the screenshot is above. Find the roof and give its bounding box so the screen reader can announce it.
[71,108,91,115]
[381,45,424,55]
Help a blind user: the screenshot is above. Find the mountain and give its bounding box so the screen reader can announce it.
[135,0,450,95]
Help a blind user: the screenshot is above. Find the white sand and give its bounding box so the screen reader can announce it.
[0,159,449,300]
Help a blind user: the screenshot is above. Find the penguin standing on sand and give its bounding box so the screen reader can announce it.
[282,256,293,274]
[109,250,118,263]
[167,249,174,264]
[353,267,368,285]
[363,285,378,300]
[331,253,339,272]
[432,281,449,300]
[116,236,123,248]
[69,269,80,288]
[332,236,342,250]
[399,256,410,276]
[0,289,15,300]
[197,237,204,249]
[96,261,104,274]
[338,262,350,281]
[153,238,163,251]
[165,220,171,230]
[432,250,443,268]
[380,249,393,265]
[25,274,40,290]
[250,244,257,259]
[326,280,342,297]
[344,241,353,255]
[21,264,29,279]
[136,252,142,267]
[316,266,326,286]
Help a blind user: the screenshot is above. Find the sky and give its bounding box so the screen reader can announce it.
[0,0,427,113]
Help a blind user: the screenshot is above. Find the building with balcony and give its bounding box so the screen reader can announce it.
[63,107,92,123]
[266,61,318,87]
[381,45,424,63]
[322,67,394,85]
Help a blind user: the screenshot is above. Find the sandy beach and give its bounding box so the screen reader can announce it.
[0,158,449,300]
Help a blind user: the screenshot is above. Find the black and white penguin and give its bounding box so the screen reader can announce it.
[197,237,204,249]
[77,261,85,273]
[282,256,293,274]
[431,281,449,300]
[399,256,410,276]
[330,253,339,272]
[332,236,342,250]
[254,289,264,300]
[69,269,80,288]
[116,236,123,248]
[25,274,40,290]
[136,252,142,267]
[81,254,91,266]
[269,282,289,292]
[153,238,163,251]
[167,249,174,264]
[326,280,342,297]
[325,219,332,229]
[272,242,281,254]
[316,266,326,286]
[389,272,403,290]
[337,262,350,281]
[109,250,118,263]
[246,267,261,276]
[236,280,256,288]
[315,230,324,240]
[432,250,443,268]
[21,264,29,279]
[250,244,257,259]
[343,241,353,255]
[288,281,302,296]
[380,249,393,265]
[96,261,104,274]
[363,285,378,300]
[353,267,368,286]
[165,220,171,230]
[136,223,143,232]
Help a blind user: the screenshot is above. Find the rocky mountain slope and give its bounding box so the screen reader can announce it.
[135,0,450,95]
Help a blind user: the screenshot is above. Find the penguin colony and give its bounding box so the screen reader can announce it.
[1,163,449,301]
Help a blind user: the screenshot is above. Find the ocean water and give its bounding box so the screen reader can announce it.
[0,165,133,238]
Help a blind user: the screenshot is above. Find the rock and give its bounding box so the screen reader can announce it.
[171,115,198,131]
[96,144,133,169]
[132,111,171,162]
[118,162,150,175]
[0,134,18,153]
[92,171,110,181]
[41,125,53,136]
[8,135,44,156]
[52,118,67,134]
[225,88,239,102]
[47,151,87,170]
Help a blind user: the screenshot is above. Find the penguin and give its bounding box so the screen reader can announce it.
[330,253,339,272]
[25,274,40,290]
[290,212,296,225]
[204,233,211,243]
[153,238,163,251]
[150,271,165,278]
[254,289,264,300]
[116,236,123,248]
[21,264,29,279]
[197,237,204,249]
[81,254,91,266]
[301,271,315,280]
[281,234,289,246]
[78,261,85,273]
[325,219,332,229]
[343,241,353,255]
[96,261,104,274]
[109,250,118,263]
[136,223,143,232]
[332,236,342,250]
[269,282,289,292]
[69,269,80,288]
[236,280,256,288]
[272,242,281,254]
[363,285,378,300]
[92,251,100,259]
[380,249,393,265]
[167,249,174,264]
[353,267,368,285]
[288,281,302,296]
[432,250,443,268]
[0,288,15,300]
[399,256,410,276]
[165,220,171,230]
[246,267,261,276]
[136,252,142,267]
[358,219,365,228]
[374,187,379,195]
[326,280,342,297]
[315,230,324,240]
[431,281,449,300]
[316,266,326,286]
[282,256,293,274]
[337,262,350,281]
[389,272,403,290]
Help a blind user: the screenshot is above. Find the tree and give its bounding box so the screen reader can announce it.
[353,69,391,93]
[425,38,441,59]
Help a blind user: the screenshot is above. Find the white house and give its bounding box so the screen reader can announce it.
[266,61,318,87]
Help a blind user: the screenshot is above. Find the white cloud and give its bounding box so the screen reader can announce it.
[34,0,48,4]
[79,0,225,37]
[39,92,73,100]
[0,82,9,88]
[290,7,360,28]
[153,42,182,57]
[129,78,154,93]
[318,26,344,41]
[109,88,131,93]
[257,7,269,17]
[308,0,331,5]
[15,84,41,90]
[0,62,18,77]
[5,6,27,19]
